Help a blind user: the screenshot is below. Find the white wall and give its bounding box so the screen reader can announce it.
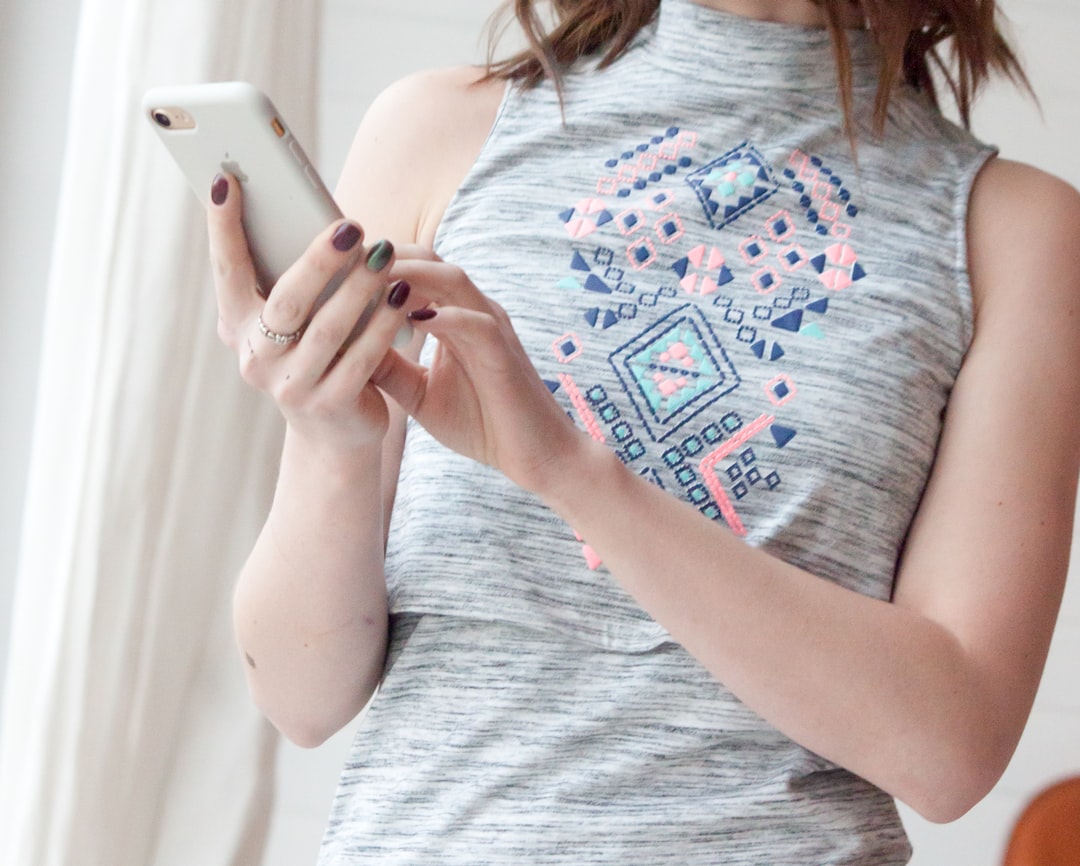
[0,1,1075,864]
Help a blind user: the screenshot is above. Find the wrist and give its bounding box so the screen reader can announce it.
[279,425,384,492]
[534,432,628,526]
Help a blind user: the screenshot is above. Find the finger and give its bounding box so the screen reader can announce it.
[405,304,521,381]
[315,276,424,400]
[388,258,492,314]
[206,173,259,340]
[256,220,374,344]
[368,346,429,416]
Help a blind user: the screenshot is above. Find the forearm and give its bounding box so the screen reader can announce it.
[540,436,1010,821]
[233,427,390,748]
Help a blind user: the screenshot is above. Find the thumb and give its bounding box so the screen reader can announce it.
[369,347,428,416]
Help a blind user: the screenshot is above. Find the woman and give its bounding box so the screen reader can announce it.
[208,0,1080,861]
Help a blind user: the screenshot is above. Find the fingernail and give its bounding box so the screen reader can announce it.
[387,279,411,309]
[332,222,362,252]
[408,307,437,322]
[365,239,394,272]
[211,174,228,205]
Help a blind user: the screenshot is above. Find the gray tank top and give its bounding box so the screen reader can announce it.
[320,1,993,862]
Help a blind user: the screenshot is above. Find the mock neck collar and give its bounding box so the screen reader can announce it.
[638,0,881,93]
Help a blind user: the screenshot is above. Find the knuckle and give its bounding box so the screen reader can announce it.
[264,295,304,327]
[211,253,248,286]
[237,347,263,386]
[334,353,371,386]
[270,376,302,408]
[217,317,238,349]
[479,311,505,338]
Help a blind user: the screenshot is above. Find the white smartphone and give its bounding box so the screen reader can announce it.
[142,81,344,293]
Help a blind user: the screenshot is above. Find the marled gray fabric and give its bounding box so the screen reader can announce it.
[319,0,994,861]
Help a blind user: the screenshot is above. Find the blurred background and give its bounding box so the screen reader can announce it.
[0,1,1076,864]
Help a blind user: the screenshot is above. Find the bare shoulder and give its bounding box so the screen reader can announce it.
[961,156,1080,484]
[334,66,507,247]
[968,157,1080,315]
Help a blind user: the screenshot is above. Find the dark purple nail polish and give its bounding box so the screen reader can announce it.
[332,222,362,252]
[408,307,437,322]
[387,280,411,309]
[211,174,228,206]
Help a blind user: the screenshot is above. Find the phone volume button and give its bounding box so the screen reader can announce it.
[303,165,320,187]
[287,138,304,162]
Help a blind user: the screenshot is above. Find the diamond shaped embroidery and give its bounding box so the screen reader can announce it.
[686,143,779,231]
[610,304,741,442]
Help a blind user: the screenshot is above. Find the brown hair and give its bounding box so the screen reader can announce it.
[484,0,1031,136]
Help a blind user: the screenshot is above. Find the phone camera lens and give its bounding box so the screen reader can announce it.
[152,111,172,128]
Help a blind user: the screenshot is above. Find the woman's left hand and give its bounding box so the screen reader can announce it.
[372,246,588,495]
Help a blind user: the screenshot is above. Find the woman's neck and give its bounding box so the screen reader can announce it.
[690,0,865,28]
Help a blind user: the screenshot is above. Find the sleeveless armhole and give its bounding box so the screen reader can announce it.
[954,145,1000,353]
[432,78,516,255]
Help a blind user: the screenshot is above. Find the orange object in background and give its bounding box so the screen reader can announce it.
[1003,777,1080,865]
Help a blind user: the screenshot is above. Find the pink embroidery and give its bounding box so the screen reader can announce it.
[765,374,797,407]
[559,373,606,444]
[815,242,861,291]
[789,149,819,183]
[677,245,732,297]
[779,244,809,272]
[596,177,620,196]
[818,200,841,223]
[562,197,611,239]
[616,208,646,236]
[699,413,776,537]
[654,212,685,245]
[751,265,782,295]
[636,152,659,172]
[552,332,584,364]
[560,384,607,570]
[626,237,657,270]
[740,235,769,265]
[766,210,797,242]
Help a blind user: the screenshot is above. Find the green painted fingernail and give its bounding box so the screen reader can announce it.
[365,239,394,272]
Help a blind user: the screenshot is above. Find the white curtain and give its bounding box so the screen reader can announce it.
[0,1,321,865]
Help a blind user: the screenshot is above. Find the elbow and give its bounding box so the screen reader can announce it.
[905,787,986,825]
[898,744,1012,824]
[276,718,342,750]
[247,673,378,750]
[264,691,373,749]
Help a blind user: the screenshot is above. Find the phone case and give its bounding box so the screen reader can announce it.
[142,81,343,291]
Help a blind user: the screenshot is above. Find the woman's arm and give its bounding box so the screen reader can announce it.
[535,159,1080,822]
[214,67,505,747]
[378,157,1080,819]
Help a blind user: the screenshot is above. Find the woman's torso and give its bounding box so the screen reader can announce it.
[320,1,993,862]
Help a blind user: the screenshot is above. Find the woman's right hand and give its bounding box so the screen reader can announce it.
[205,172,416,455]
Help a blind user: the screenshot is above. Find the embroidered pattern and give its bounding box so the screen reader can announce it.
[686,143,780,230]
[784,150,860,238]
[610,304,741,443]
[598,128,698,198]
[699,413,777,536]
[549,130,868,545]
